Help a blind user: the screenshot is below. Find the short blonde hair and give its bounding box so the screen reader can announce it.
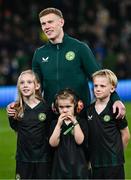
[92,69,118,88]
[39,7,63,19]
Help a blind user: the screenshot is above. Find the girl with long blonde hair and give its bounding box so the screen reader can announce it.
[8,69,52,179]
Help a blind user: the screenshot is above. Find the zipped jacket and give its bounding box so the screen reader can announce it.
[32,34,119,106]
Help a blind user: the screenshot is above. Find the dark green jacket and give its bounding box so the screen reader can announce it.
[32,34,119,106]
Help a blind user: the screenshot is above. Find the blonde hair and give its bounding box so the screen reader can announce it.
[92,69,118,88]
[14,70,43,120]
[39,7,63,19]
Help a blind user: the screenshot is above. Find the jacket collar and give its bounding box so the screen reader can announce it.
[48,33,68,47]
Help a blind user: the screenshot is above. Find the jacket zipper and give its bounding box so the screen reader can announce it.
[56,44,59,91]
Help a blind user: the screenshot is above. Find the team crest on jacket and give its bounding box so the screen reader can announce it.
[65,51,75,61]
[103,115,111,122]
[38,113,46,121]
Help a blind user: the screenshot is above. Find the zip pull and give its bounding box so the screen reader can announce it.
[57,44,59,50]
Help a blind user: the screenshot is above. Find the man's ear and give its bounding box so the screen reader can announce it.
[59,18,64,27]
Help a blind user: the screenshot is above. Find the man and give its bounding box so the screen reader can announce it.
[7,7,125,118]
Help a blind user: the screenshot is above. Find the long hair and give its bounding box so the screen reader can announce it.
[14,69,43,120]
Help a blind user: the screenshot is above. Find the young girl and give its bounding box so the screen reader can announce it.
[49,88,89,179]
[8,70,52,179]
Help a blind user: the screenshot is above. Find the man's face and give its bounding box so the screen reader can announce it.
[40,13,64,42]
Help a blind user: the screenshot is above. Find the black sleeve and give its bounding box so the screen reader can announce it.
[45,105,58,138]
[113,107,128,130]
[116,117,128,130]
[49,119,58,138]
[110,91,121,103]
[77,117,88,147]
[78,117,89,161]
[8,116,18,131]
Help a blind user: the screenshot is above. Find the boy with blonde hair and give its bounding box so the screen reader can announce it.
[87,69,130,179]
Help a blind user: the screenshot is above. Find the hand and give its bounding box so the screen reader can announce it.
[113,100,126,119]
[6,102,16,117]
[66,114,76,124]
[57,113,67,127]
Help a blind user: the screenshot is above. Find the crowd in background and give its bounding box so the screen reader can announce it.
[0,0,131,85]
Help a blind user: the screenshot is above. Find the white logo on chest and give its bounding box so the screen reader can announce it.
[42,57,49,62]
[88,115,93,121]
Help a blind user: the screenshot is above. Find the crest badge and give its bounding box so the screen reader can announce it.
[38,113,46,121]
[65,51,75,61]
[103,115,111,122]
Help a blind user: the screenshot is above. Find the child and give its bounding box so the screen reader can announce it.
[8,70,52,179]
[49,88,89,179]
[87,69,130,179]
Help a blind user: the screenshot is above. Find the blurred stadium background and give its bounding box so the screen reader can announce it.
[0,0,131,179]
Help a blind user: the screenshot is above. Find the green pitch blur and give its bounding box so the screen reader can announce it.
[0,103,131,179]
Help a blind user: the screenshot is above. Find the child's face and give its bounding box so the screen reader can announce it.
[19,73,40,97]
[57,98,75,117]
[93,76,115,100]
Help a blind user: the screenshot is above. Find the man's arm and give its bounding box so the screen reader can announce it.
[80,42,126,119]
[111,91,126,119]
[6,102,16,117]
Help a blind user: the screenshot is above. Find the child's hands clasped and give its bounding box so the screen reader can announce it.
[58,113,76,126]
